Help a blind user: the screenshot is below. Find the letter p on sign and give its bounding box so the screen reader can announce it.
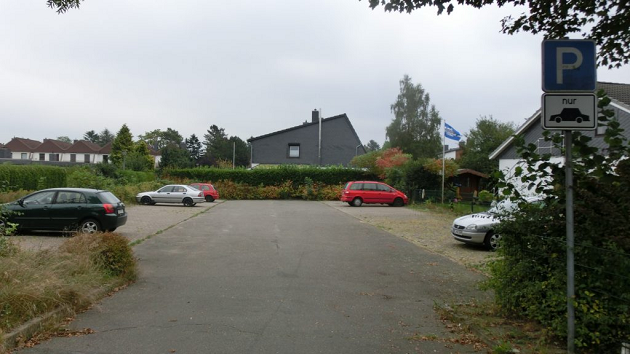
[556,47,583,84]
[542,39,596,92]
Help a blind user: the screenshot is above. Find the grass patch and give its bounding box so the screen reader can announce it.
[0,233,136,349]
[435,300,566,354]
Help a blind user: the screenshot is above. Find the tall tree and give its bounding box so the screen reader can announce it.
[459,115,515,175]
[386,75,442,159]
[158,145,193,169]
[185,134,203,162]
[83,130,100,144]
[365,140,381,152]
[111,124,134,167]
[125,141,154,171]
[363,0,629,68]
[229,136,250,168]
[98,128,115,146]
[139,128,184,151]
[203,125,231,162]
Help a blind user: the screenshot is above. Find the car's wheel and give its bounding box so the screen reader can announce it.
[555,117,562,123]
[351,198,363,207]
[484,231,501,251]
[141,196,152,205]
[205,195,215,202]
[576,117,583,123]
[392,198,404,207]
[79,219,101,234]
[183,198,195,207]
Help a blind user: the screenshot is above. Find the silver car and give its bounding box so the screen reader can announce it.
[451,197,539,251]
[136,184,205,207]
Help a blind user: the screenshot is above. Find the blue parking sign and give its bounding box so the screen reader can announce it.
[542,40,596,92]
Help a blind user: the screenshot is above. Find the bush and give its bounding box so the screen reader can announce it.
[164,165,377,186]
[385,159,442,197]
[67,166,112,189]
[0,165,67,191]
[94,233,137,280]
[60,232,137,281]
[477,190,494,203]
[488,93,630,352]
[212,179,343,201]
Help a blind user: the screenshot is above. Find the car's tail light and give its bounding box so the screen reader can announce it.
[103,204,115,214]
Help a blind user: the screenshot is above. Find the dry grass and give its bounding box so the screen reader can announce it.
[436,301,566,353]
[0,233,135,343]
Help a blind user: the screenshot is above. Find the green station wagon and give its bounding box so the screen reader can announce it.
[0,188,127,234]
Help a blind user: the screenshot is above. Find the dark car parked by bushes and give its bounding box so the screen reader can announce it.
[0,188,127,234]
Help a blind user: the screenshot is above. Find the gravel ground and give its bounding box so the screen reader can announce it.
[323,201,497,268]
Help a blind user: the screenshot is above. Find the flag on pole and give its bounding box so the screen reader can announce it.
[444,123,461,141]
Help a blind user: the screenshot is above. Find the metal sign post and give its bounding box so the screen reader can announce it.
[541,39,596,354]
[565,130,575,354]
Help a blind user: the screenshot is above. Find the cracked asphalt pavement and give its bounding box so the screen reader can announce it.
[17,200,489,354]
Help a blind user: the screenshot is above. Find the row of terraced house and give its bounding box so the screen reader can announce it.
[0,138,161,167]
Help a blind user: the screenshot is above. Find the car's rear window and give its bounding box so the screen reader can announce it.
[98,191,121,204]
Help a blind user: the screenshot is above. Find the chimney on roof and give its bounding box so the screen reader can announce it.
[312,109,320,123]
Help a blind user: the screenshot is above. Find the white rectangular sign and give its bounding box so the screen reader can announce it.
[542,93,597,130]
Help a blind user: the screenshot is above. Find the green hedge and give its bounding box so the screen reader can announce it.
[164,166,378,186]
[0,165,67,191]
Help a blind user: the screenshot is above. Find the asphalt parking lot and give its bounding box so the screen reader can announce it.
[17,200,489,354]
[9,202,221,251]
[9,200,493,268]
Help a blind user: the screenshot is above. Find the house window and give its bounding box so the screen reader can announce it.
[39,154,45,161]
[103,155,109,163]
[288,144,300,158]
[84,154,90,163]
[49,153,60,162]
[70,154,76,162]
[21,153,27,160]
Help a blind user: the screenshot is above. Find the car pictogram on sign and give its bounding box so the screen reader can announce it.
[550,108,590,124]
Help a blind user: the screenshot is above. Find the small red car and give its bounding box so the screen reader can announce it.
[340,181,408,207]
[189,183,220,202]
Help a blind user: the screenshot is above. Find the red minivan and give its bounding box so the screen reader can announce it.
[340,181,408,207]
[189,183,220,202]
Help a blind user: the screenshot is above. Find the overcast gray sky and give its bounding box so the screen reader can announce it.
[1,0,629,147]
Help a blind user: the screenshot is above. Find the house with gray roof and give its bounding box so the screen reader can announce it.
[490,81,630,195]
[248,110,366,167]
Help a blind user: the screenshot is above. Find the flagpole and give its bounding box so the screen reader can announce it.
[442,120,445,205]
